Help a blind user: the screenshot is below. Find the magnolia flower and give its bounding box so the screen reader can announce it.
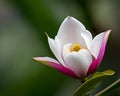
[33,16,111,79]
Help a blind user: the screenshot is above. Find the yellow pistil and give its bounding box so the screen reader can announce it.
[70,43,81,52]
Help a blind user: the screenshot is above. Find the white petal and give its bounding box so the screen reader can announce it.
[56,16,87,48]
[81,30,92,49]
[64,49,92,78]
[90,32,104,58]
[48,37,64,65]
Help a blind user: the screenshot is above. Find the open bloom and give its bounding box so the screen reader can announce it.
[33,16,111,79]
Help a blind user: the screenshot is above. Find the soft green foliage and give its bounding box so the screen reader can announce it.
[73,70,115,96]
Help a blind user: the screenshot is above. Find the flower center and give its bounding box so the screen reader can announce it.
[70,43,81,52]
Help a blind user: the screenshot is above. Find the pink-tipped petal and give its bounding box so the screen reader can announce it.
[33,57,78,78]
[97,30,111,64]
[87,30,111,74]
[90,30,111,61]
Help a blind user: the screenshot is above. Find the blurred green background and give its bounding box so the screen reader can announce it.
[0,0,120,96]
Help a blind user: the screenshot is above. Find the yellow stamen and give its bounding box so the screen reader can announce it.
[70,43,81,52]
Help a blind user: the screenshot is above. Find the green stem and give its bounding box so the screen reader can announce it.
[95,79,120,96]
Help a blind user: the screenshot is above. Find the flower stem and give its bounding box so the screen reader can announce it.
[95,79,120,96]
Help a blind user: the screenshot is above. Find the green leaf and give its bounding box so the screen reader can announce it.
[73,70,115,96]
[95,79,120,96]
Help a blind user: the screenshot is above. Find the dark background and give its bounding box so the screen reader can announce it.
[0,0,120,96]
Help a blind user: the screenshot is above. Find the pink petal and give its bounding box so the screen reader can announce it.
[87,58,98,75]
[33,57,78,78]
